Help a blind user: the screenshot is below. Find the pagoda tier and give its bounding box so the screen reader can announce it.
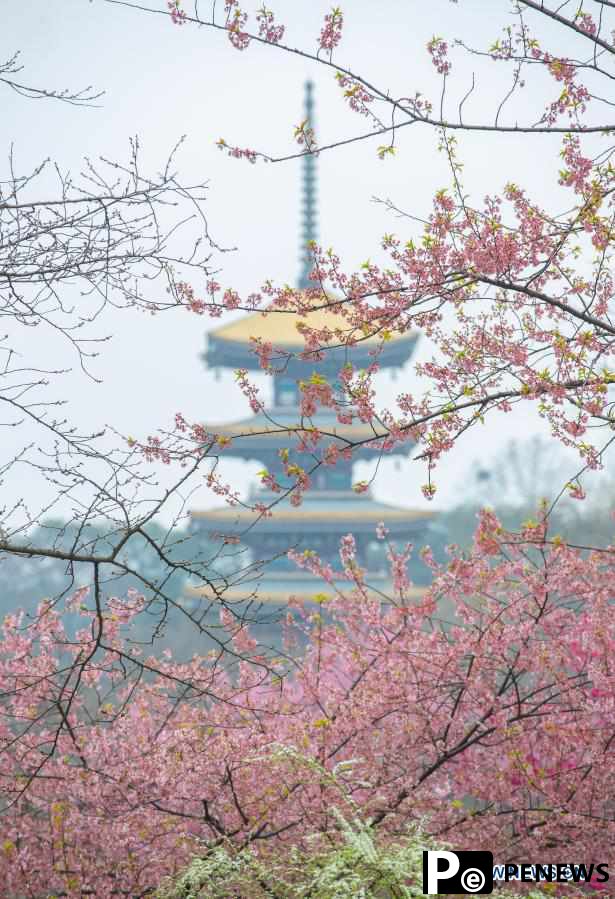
[191,487,433,570]
[199,406,413,476]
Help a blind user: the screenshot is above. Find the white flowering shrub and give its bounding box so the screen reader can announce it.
[156,817,433,899]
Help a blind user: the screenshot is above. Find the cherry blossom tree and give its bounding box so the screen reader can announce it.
[1,513,614,896]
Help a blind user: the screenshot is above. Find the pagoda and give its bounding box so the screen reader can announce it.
[188,83,434,607]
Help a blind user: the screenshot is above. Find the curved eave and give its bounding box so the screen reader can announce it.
[186,582,427,604]
[202,420,413,457]
[190,506,435,534]
[204,331,418,372]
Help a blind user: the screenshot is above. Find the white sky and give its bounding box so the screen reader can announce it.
[2,0,600,527]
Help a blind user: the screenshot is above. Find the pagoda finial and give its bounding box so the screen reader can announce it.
[298,80,317,290]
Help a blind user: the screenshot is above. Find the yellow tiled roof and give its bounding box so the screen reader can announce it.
[209,298,410,348]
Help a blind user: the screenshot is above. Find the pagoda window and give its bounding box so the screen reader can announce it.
[366,540,387,574]
[276,377,297,407]
[318,468,350,490]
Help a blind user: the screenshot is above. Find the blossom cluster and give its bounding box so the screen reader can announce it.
[318,6,343,55]
[427,36,451,75]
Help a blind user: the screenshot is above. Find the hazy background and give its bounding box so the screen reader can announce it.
[3,0,603,524]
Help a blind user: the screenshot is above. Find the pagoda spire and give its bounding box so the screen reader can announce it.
[298,80,317,290]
